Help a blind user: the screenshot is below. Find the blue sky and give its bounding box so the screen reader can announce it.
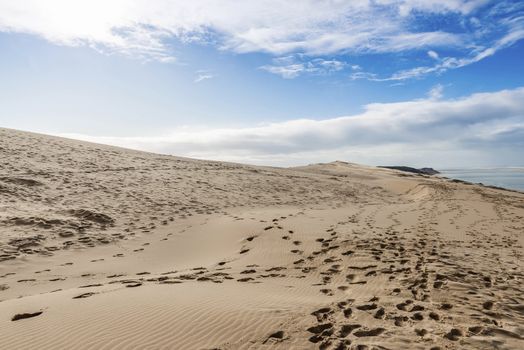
[0,0,523,167]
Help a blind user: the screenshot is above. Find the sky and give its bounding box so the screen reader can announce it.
[0,0,523,168]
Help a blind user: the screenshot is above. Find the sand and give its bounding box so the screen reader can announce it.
[0,127,523,349]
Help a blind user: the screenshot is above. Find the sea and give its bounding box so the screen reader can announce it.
[438,168,524,192]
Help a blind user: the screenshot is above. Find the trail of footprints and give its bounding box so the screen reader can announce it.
[292,206,523,349]
[2,204,522,349]
[2,129,385,264]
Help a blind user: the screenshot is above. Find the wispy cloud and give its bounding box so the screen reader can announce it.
[260,56,347,79]
[427,84,444,100]
[427,50,440,60]
[352,4,524,81]
[60,86,524,168]
[389,26,524,80]
[194,71,215,83]
[0,1,518,63]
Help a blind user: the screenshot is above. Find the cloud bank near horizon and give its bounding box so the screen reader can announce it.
[0,1,523,80]
[59,86,524,168]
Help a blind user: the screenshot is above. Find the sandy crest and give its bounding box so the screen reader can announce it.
[0,128,523,350]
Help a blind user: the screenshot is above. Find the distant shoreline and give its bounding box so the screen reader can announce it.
[377,165,524,193]
[438,168,524,193]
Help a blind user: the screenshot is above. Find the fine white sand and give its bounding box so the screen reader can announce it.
[1,128,523,349]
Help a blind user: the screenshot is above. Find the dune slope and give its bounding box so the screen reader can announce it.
[1,128,523,350]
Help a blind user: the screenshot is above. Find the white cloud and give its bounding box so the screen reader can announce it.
[194,71,215,83]
[59,86,524,168]
[0,0,499,62]
[351,18,524,82]
[380,8,524,81]
[260,63,305,79]
[350,71,378,80]
[260,56,347,78]
[1,1,521,83]
[427,84,444,100]
[427,50,439,60]
[392,0,490,16]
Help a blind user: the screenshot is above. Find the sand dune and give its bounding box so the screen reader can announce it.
[1,127,523,349]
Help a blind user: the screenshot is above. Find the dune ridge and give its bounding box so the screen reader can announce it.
[1,128,523,350]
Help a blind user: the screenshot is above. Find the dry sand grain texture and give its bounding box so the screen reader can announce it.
[0,127,523,350]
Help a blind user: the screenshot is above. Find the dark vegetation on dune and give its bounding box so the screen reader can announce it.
[379,166,440,175]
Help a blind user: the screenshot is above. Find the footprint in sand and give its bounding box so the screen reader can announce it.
[353,328,385,337]
[394,316,409,326]
[73,292,96,299]
[307,323,333,334]
[79,283,103,288]
[429,311,440,321]
[311,307,334,322]
[307,323,334,344]
[468,326,483,335]
[11,311,43,321]
[343,308,353,318]
[374,307,385,319]
[49,277,65,282]
[415,328,428,337]
[263,330,285,344]
[126,282,142,288]
[320,288,333,296]
[339,324,361,337]
[356,303,377,311]
[444,328,463,341]
[411,312,424,321]
[482,300,494,310]
[237,277,253,282]
[440,302,453,310]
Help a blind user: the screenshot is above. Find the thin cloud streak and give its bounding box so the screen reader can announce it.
[260,56,347,79]
[352,9,524,81]
[194,73,214,83]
